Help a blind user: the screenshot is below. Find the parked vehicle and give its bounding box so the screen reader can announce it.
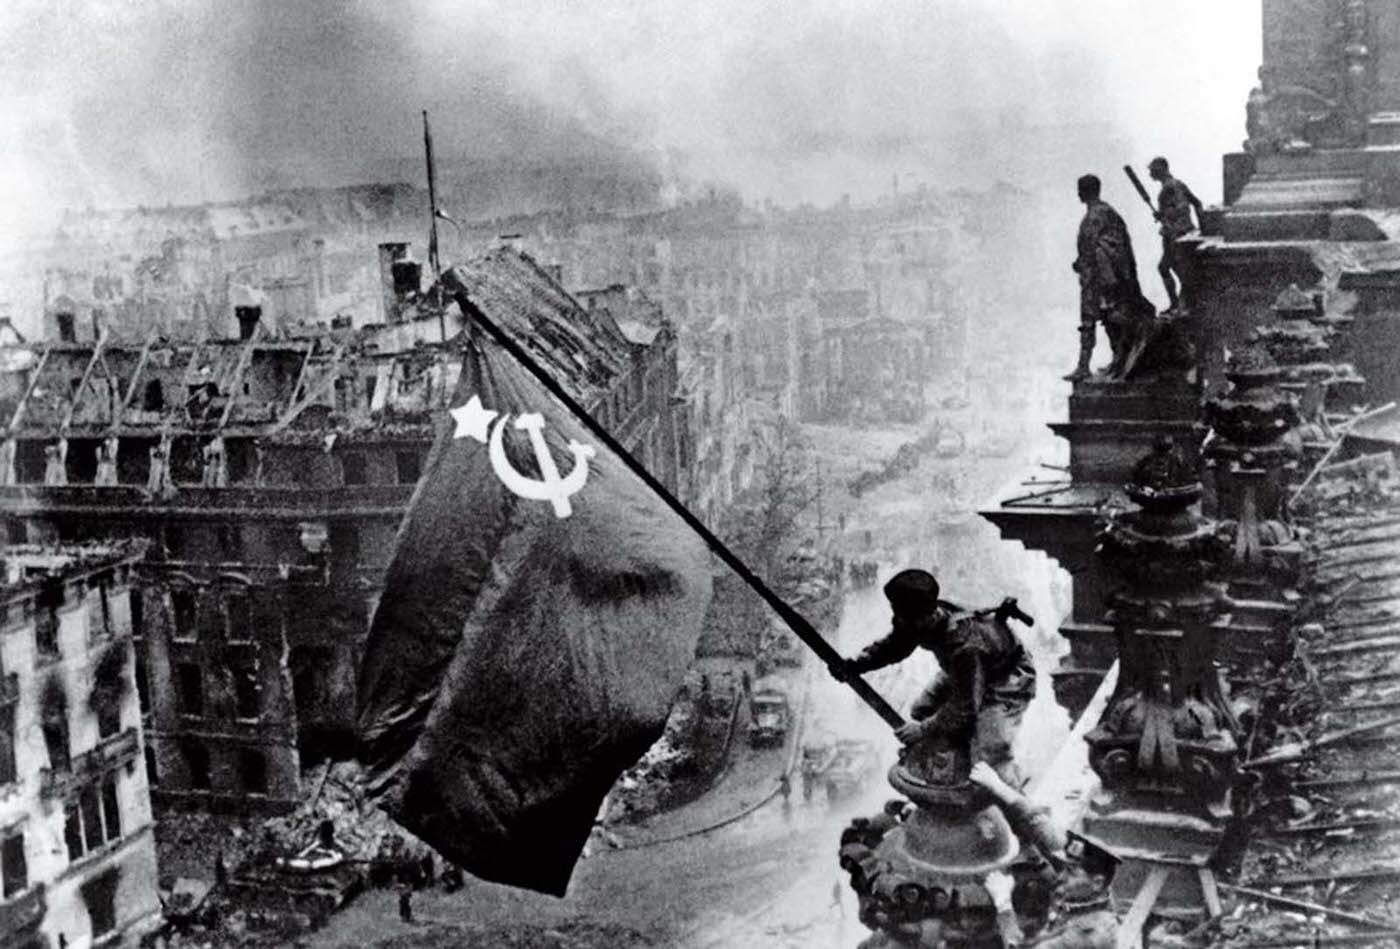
[822,738,882,804]
[749,678,791,747]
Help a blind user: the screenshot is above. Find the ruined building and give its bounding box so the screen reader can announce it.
[0,246,688,815]
[0,541,160,949]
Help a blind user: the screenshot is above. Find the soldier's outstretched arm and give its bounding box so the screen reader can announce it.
[845,626,917,675]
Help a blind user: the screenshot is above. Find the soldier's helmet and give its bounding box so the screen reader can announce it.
[883,569,940,616]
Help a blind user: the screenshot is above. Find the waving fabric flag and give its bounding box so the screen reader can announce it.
[356,251,712,896]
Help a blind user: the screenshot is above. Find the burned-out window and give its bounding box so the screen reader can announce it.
[0,706,14,786]
[143,379,165,412]
[81,867,119,938]
[226,594,253,643]
[171,589,197,640]
[175,663,203,717]
[218,525,240,562]
[91,573,113,639]
[144,747,158,787]
[334,377,354,413]
[64,777,123,856]
[184,742,211,790]
[330,523,360,567]
[291,645,330,721]
[92,641,127,739]
[340,452,367,486]
[97,699,120,740]
[165,524,186,559]
[40,681,69,772]
[101,776,121,842]
[240,749,268,795]
[35,578,63,658]
[79,784,103,853]
[1,830,26,898]
[395,450,422,485]
[232,662,260,720]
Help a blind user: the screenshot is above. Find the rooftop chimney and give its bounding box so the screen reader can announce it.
[235,305,261,341]
[378,242,410,324]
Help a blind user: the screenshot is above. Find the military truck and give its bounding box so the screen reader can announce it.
[748,677,791,747]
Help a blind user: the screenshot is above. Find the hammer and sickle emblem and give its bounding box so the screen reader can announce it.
[450,396,596,518]
[489,413,596,518]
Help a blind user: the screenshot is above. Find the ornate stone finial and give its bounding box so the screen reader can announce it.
[1205,345,1300,451]
[1125,437,1201,510]
[1204,345,1302,572]
[1091,443,1238,823]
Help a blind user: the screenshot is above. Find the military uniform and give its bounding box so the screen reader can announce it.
[849,602,1036,788]
[1071,200,1144,379]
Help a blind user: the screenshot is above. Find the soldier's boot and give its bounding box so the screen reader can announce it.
[1063,326,1095,382]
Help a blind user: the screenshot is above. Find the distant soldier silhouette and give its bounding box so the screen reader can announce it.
[1148,157,1205,313]
[1067,174,1152,381]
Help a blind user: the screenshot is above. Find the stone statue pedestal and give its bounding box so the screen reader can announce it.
[847,740,1023,943]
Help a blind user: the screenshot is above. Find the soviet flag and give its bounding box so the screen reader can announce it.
[356,256,712,896]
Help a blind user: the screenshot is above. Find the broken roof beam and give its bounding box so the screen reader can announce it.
[7,346,52,434]
[268,342,349,434]
[110,332,159,432]
[216,323,264,430]
[60,331,109,433]
[285,340,318,414]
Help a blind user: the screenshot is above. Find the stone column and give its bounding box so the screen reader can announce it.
[1082,440,1240,919]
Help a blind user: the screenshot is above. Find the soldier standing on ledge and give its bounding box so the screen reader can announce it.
[1067,174,1142,382]
[1149,157,1205,314]
[835,569,1036,789]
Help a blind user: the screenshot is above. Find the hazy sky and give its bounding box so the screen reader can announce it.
[0,0,1261,238]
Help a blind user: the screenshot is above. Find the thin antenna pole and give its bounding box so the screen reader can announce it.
[449,284,905,730]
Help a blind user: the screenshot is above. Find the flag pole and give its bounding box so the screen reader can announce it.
[446,281,906,730]
[422,110,446,343]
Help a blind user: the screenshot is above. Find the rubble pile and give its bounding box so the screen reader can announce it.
[257,760,432,864]
[609,667,742,824]
[1208,492,1400,946]
[1294,450,1400,517]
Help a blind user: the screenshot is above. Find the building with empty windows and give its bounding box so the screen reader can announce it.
[0,245,692,817]
[0,541,160,949]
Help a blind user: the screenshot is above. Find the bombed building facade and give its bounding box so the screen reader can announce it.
[0,541,160,948]
[0,246,690,816]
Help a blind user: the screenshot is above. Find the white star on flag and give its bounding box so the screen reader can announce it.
[450,395,497,444]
